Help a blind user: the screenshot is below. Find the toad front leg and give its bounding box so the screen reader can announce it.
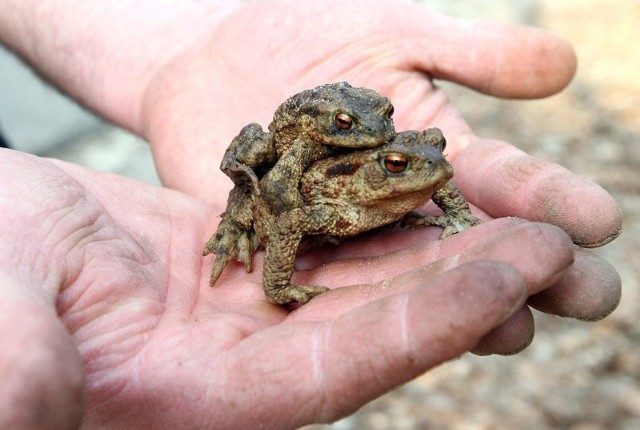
[221,123,277,178]
[405,181,481,238]
[261,204,344,305]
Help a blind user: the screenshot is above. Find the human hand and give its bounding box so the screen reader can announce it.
[0,0,621,247]
[141,0,622,239]
[142,0,579,194]
[0,150,608,429]
[141,0,622,334]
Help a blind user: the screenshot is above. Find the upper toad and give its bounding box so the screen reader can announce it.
[204,82,396,282]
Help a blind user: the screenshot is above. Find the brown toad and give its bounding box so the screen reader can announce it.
[221,82,396,202]
[207,128,480,305]
[204,82,395,281]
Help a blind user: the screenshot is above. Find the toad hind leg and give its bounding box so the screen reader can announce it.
[203,174,260,286]
[203,216,257,286]
[262,205,338,305]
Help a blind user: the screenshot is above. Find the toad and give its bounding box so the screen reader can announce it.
[206,128,480,305]
[204,82,395,281]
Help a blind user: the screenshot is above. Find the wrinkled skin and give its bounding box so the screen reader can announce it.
[0,0,623,428]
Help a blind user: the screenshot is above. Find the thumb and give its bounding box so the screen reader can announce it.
[399,5,577,98]
[313,260,527,421]
[218,261,527,427]
[0,274,85,429]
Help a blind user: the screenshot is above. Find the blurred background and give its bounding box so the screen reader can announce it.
[1,0,638,429]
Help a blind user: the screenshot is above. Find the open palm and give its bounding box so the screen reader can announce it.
[0,148,615,429]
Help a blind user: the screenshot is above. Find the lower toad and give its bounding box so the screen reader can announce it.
[204,128,480,305]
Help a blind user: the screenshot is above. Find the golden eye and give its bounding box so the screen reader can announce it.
[335,113,353,130]
[384,154,408,173]
[439,137,447,152]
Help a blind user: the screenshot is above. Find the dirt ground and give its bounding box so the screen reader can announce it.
[307,1,640,429]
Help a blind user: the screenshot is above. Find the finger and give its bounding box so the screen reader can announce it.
[290,221,577,357]
[528,247,622,321]
[471,305,535,356]
[401,6,576,99]
[218,261,526,427]
[469,247,622,355]
[0,274,85,429]
[453,139,623,247]
[290,220,573,320]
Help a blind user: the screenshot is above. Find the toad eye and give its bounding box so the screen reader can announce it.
[387,105,394,118]
[334,113,353,130]
[384,154,408,173]
[439,137,447,152]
